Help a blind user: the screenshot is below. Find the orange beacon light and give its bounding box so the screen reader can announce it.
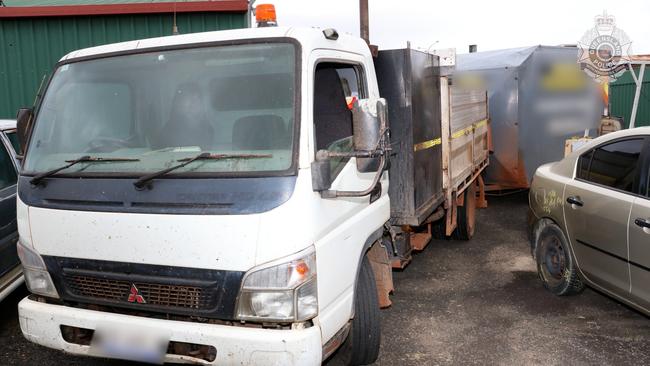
[256,4,277,27]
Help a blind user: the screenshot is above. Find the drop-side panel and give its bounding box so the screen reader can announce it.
[448,84,489,190]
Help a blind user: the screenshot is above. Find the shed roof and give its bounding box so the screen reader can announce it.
[0,0,248,18]
[456,46,539,71]
[456,45,579,71]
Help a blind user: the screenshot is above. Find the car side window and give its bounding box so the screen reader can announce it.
[0,143,17,190]
[313,62,366,179]
[579,138,644,193]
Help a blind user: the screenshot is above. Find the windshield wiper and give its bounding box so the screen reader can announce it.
[30,155,140,186]
[133,152,273,190]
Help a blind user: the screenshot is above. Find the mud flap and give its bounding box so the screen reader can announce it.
[366,242,394,308]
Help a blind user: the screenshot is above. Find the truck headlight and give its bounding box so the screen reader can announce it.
[236,247,317,322]
[16,241,59,299]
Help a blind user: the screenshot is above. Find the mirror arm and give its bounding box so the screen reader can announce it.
[321,154,386,198]
[322,149,388,159]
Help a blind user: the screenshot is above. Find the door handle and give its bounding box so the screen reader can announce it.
[566,196,583,207]
[634,218,650,229]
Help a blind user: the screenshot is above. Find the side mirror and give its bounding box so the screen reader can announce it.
[311,149,332,192]
[16,107,34,155]
[352,98,388,172]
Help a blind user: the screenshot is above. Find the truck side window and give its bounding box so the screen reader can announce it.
[0,144,16,190]
[580,138,644,193]
[313,62,365,178]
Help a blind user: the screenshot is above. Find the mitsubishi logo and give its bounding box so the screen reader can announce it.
[127,284,146,304]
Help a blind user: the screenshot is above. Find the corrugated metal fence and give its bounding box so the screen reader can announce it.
[0,12,246,118]
[609,70,650,128]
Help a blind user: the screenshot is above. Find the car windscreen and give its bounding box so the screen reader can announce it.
[23,42,298,177]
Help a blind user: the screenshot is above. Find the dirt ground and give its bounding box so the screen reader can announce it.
[375,192,650,365]
[0,192,648,365]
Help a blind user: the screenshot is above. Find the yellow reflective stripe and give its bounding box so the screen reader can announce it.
[414,137,441,152]
[451,119,489,140]
[451,126,472,139]
[414,119,488,151]
[473,119,488,129]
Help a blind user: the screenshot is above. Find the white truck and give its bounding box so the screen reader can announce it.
[15,24,488,365]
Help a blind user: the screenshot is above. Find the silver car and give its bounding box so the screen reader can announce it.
[529,127,650,316]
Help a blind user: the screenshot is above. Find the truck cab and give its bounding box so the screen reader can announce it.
[17,27,390,365]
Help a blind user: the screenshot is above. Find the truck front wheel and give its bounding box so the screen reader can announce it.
[331,256,381,365]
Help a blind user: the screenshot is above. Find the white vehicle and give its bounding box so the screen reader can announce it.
[15,14,489,366]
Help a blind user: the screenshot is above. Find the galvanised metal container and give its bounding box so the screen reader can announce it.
[457,46,602,190]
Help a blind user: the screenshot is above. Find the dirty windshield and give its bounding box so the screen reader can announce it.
[23,42,297,176]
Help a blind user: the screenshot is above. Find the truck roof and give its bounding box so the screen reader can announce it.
[61,26,370,62]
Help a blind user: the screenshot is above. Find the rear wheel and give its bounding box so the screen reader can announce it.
[331,256,381,365]
[535,223,584,296]
[453,183,477,240]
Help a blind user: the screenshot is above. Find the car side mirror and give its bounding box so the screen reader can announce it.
[16,107,34,156]
[311,150,332,192]
[352,98,388,173]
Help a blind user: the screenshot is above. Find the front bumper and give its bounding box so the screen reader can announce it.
[18,297,322,365]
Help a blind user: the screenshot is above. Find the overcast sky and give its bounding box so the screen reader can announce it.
[258,0,650,55]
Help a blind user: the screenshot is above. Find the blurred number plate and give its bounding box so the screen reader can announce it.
[91,322,169,364]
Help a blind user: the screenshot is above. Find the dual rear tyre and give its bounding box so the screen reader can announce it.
[432,184,477,241]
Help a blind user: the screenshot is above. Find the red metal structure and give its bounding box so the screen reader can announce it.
[0,1,248,18]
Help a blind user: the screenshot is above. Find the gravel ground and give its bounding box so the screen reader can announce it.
[1,192,648,365]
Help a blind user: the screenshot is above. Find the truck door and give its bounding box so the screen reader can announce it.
[628,140,650,312]
[310,56,389,343]
[0,138,18,279]
[563,138,645,298]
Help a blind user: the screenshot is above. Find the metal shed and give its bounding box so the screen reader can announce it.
[610,66,650,128]
[0,0,249,118]
[457,46,602,190]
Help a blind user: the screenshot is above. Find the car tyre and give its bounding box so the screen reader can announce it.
[535,223,585,296]
[331,256,381,365]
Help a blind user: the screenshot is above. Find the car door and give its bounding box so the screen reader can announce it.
[0,135,18,279]
[2,128,22,166]
[628,140,650,312]
[563,137,646,298]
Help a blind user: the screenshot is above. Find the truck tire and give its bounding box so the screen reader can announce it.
[535,223,585,296]
[431,218,448,240]
[453,183,476,240]
[331,256,381,365]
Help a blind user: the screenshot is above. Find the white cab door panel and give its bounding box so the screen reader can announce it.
[307,50,389,344]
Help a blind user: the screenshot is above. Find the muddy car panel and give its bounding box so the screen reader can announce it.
[529,127,650,316]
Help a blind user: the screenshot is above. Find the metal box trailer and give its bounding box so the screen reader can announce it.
[375,48,489,266]
[457,46,602,190]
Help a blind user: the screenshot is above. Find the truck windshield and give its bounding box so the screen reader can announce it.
[23,42,297,177]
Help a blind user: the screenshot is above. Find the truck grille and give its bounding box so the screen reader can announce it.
[63,274,208,309]
[43,256,245,320]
